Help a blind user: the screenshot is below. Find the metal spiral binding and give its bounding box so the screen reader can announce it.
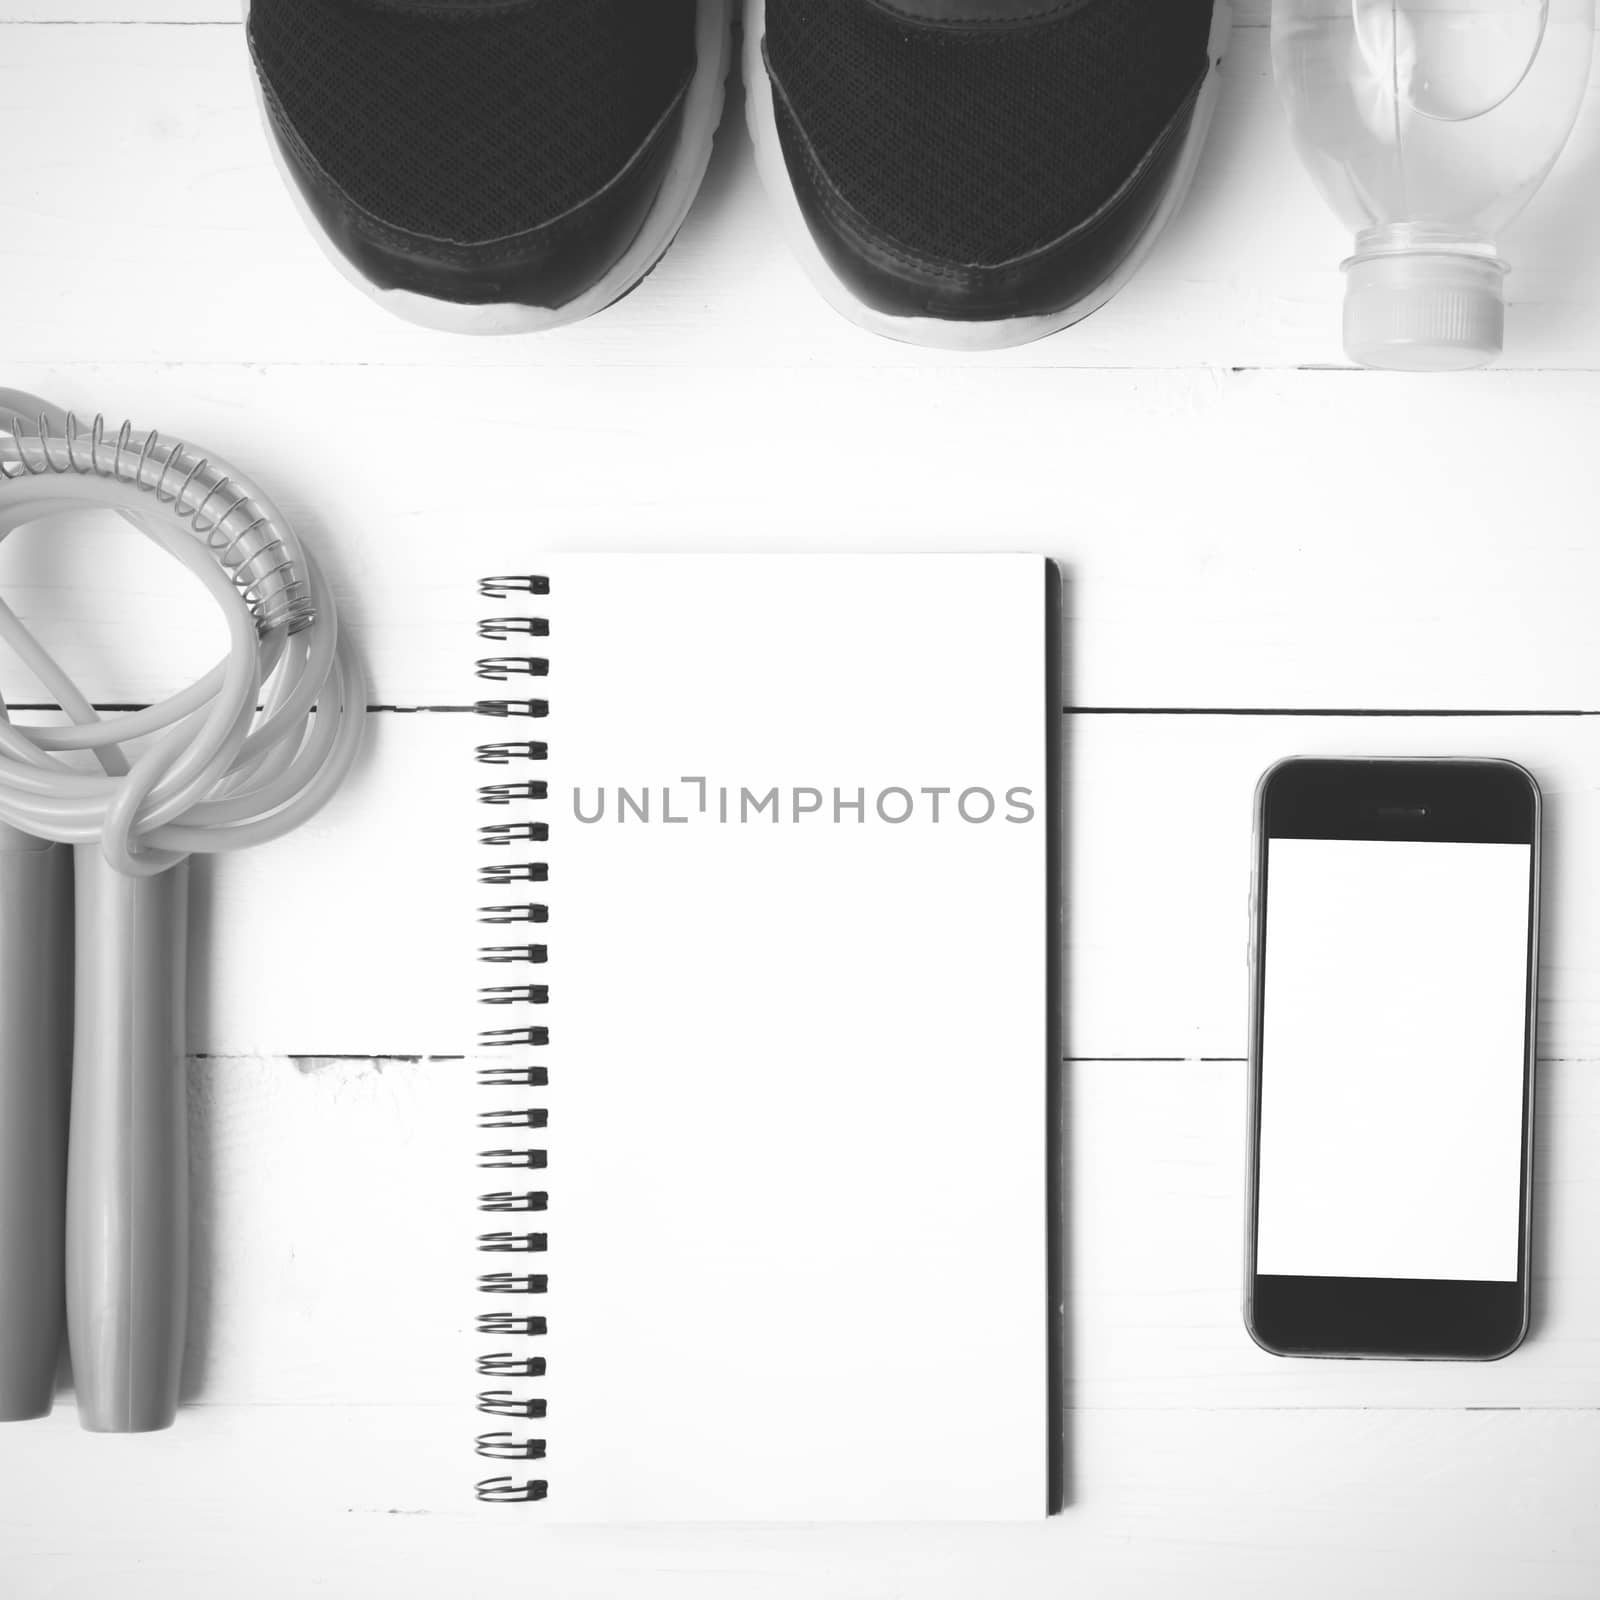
[480,986,549,1008]
[1,410,314,635]
[480,945,548,964]
[481,1026,550,1049]
[476,1477,548,1503]
[479,1313,547,1337]
[473,577,550,1506]
[481,863,548,887]
[482,822,549,845]
[479,1190,548,1212]
[477,1432,548,1460]
[480,575,551,599]
[479,1353,546,1378]
[477,699,548,720]
[478,657,549,681]
[478,1064,549,1088]
[477,741,548,766]
[479,903,549,925]
[477,1237,549,1257]
[480,1148,548,1169]
[480,782,548,805]
[479,1392,548,1419]
[480,617,549,640]
[479,1108,549,1128]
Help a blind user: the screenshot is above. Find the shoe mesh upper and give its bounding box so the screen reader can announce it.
[248,0,697,244]
[764,0,1213,266]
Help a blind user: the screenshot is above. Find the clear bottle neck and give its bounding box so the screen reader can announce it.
[1347,223,1502,266]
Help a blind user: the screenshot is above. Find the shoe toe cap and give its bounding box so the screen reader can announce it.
[256,76,690,312]
[758,0,1217,328]
[769,77,1205,326]
[246,0,698,312]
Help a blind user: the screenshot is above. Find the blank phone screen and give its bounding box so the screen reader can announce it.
[1256,836,1533,1283]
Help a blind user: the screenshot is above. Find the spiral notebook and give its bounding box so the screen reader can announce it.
[466,554,1057,1522]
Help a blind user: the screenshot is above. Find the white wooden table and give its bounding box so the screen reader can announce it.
[1,5,1598,1594]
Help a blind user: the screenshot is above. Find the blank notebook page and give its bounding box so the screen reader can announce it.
[489,554,1050,1522]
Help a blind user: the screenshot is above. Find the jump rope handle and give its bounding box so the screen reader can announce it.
[0,826,73,1421]
[66,849,189,1432]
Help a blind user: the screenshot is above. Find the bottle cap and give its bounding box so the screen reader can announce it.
[1342,250,1505,373]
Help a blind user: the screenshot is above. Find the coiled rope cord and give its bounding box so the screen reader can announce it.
[0,392,364,877]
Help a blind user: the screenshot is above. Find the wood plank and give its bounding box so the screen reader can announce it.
[1070,1056,1600,1410]
[1067,714,1600,1060]
[150,1052,1600,1413]
[0,4,234,17]
[3,364,1599,713]
[189,712,478,1059]
[1,1402,1595,1594]
[176,711,1600,1060]
[0,25,1596,371]
[100,709,1597,1059]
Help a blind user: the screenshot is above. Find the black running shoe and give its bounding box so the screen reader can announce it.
[246,0,734,333]
[746,0,1229,348]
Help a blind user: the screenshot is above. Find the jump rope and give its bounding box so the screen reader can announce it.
[0,392,363,1430]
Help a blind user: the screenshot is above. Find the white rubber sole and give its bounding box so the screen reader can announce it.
[743,0,1233,351]
[246,0,735,335]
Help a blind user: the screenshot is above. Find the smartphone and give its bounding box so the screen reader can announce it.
[1245,757,1540,1360]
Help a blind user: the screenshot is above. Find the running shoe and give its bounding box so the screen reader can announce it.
[746,0,1230,348]
[246,0,734,333]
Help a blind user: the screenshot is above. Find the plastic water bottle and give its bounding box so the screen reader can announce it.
[1272,0,1595,370]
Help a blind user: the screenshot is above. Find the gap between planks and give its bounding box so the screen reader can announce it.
[13,704,1600,717]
